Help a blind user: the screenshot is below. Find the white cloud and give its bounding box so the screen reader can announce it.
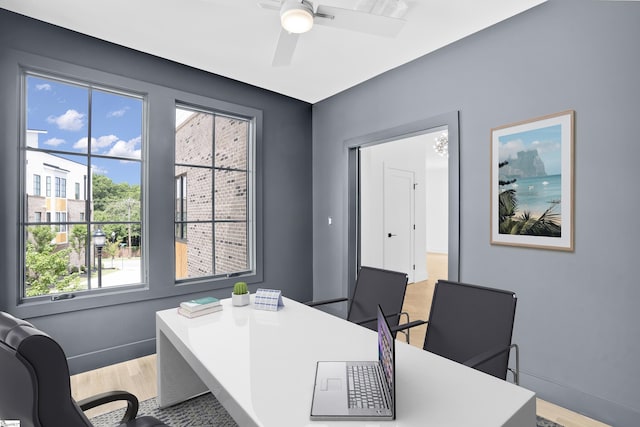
[108,107,129,118]
[107,136,142,160]
[73,134,118,152]
[73,138,88,150]
[43,137,65,147]
[91,164,108,175]
[530,139,560,155]
[499,137,560,163]
[36,83,52,91]
[47,109,85,131]
[96,135,119,148]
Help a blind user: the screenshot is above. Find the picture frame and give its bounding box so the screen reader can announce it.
[491,110,574,251]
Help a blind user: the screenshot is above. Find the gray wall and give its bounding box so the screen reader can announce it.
[0,10,313,373]
[312,1,640,425]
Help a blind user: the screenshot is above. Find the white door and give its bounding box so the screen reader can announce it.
[383,165,415,282]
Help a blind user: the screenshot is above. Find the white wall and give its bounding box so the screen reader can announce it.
[425,164,448,253]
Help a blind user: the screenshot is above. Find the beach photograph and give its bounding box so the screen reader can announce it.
[491,111,574,250]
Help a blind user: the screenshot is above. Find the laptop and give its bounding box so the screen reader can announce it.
[310,305,396,421]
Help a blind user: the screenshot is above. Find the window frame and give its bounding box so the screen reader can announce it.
[175,173,187,241]
[33,174,41,196]
[20,69,147,303]
[6,49,263,319]
[174,104,256,282]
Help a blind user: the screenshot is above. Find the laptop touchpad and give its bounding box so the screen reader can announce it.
[322,378,343,391]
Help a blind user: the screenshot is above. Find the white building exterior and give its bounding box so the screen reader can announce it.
[25,130,88,247]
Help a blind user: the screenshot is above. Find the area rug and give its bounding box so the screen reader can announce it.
[89,393,237,427]
[90,392,563,427]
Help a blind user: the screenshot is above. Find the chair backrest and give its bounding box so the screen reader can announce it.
[424,280,517,380]
[347,266,408,331]
[0,311,92,427]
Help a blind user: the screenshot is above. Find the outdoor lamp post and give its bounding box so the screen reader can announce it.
[93,228,106,288]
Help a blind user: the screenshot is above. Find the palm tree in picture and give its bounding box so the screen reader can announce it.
[497,160,561,237]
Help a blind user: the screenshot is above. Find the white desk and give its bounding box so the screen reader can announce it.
[156,296,535,427]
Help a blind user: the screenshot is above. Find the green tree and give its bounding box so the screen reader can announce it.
[92,174,141,247]
[70,224,88,269]
[25,226,79,297]
[103,241,120,268]
[28,225,56,253]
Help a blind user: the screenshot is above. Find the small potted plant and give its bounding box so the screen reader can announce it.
[232,281,250,307]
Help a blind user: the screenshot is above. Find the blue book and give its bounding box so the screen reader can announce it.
[180,296,220,312]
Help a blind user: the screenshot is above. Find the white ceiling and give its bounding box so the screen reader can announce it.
[0,0,545,103]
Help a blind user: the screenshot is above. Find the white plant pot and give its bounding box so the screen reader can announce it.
[232,292,250,307]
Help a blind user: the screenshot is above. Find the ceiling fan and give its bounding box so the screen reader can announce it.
[258,0,408,66]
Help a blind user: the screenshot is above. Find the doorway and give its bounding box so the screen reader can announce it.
[346,112,460,316]
[360,130,449,283]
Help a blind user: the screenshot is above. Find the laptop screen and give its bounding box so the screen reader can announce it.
[377,305,395,404]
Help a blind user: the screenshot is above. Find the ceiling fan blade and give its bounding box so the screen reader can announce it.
[355,0,409,19]
[315,5,405,38]
[257,0,281,11]
[272,29,299,67]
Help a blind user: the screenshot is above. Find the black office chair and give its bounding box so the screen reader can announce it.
[398,280,520,384]
[306,266,418,342]
[0,311,169,427]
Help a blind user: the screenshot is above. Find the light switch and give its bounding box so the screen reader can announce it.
[328,217,332,225]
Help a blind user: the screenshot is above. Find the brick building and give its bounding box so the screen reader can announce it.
[175,111,249,279]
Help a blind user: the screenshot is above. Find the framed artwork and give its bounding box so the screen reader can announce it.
[491,110,574,251]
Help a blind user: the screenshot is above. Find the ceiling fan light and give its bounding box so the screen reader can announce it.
[280,0,314,34]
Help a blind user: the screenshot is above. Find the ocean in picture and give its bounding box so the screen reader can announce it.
[506,174,561,218]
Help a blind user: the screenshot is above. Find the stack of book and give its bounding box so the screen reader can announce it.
[178,296,222,318]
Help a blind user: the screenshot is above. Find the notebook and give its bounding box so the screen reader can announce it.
[310,305,395,421]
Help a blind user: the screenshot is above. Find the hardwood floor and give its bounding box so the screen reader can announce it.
[70,354,157,419]
[70,256,610,426]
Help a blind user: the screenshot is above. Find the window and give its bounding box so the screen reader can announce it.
[55,177,67,198]
[55,212,67,233]
[174,106,253,281]
[22,72,144,299]
[33,174,41,196]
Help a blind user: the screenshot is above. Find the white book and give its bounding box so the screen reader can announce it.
[178,305,223,318]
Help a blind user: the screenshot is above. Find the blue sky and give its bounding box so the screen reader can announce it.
[27,75,143,185]
[498,124,562,175]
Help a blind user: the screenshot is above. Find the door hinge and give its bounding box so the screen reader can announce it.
[413,264,415,270]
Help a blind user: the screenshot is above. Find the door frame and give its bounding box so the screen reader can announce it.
[345,111,460,297]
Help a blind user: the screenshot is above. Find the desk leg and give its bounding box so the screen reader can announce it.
[503,393,537,427]
[157,328,209,408]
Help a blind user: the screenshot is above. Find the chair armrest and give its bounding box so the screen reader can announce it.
[78,390,139,423]
[354,313,417,329]
[391,319,428,333]
[462,345,511,369]
[305,297,349,307]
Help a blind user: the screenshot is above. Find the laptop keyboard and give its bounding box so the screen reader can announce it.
[347,364,386,409]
